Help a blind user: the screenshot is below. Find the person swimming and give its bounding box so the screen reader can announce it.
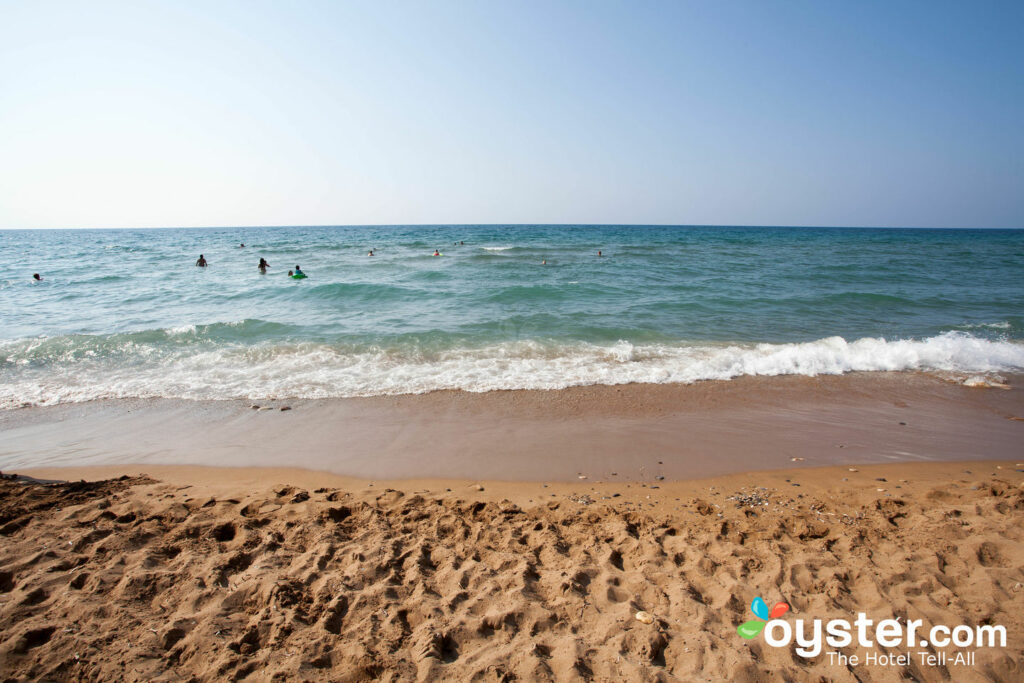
[196,254,208,267]
[32,273,42,281]
[239,243,245,248]
[368,250,374,256]
[433,250,440,256]
[597,250,602,257]
[541,260,547,265]
[258,258,270,273]
[294,265,304,275]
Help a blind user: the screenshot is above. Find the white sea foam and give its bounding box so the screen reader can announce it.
[481,246,513,251]
[958,321,1012,330]
[1,332,1022,408]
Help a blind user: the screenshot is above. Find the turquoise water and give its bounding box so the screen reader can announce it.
[1,225,1023,407]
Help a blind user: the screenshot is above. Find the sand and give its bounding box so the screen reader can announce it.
[2,372,1023,481]
[1,461,1022,681]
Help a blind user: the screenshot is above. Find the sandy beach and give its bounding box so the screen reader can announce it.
[0,460,1021,681]
[2,376,1024,679]
[1,374,1023,681]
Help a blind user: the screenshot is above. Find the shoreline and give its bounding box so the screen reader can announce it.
[2,372,1023,482]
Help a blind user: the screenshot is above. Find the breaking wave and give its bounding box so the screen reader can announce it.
[1,329,1022,408]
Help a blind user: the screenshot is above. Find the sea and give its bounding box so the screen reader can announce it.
[1,225,1022,409]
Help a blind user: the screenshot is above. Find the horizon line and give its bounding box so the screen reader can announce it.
[2,222,1022,231]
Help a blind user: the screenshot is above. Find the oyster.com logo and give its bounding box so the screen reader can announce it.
[734,595,1006,665]
[737,596,790,639]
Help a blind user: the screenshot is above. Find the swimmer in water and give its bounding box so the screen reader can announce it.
[368,250,374,256]
[597,250,602,257]
[288,270,293,277]
[258,258,270,273]
[433,250,440,256]
[32,273,42,281]
[196,254,208,267]
[541,260,547,265]
[239,243,245,248]
[294,265,304,276]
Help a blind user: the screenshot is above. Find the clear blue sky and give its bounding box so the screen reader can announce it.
[1,1,1021,229]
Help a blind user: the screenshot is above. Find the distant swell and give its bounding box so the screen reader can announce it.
[1,330,1022,408]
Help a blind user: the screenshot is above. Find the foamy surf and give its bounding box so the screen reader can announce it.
[1,331,1022,408]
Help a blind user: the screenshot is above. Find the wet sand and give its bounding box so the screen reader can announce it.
[1,372,1023,481]
[1,461,1022,681]
[2,372,1023,482]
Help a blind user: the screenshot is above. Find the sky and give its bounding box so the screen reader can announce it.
[1,1,1022,229]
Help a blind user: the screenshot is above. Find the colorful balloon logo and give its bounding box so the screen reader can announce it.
[737,596,790,639]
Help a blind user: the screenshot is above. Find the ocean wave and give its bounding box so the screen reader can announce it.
[1,331,1022,408]
[482,284,608,304]
[302,281,424,303]
[0,320,300,367]
[956,321,1012,330]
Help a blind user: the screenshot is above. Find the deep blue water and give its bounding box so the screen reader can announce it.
[1,225,1022,406]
